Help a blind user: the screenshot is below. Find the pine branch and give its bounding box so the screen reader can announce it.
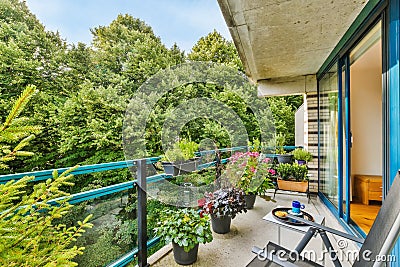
[1,85,37,133]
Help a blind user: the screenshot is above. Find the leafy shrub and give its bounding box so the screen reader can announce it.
[202,187,247,219]
[154,208,213,252]
[161,139,199,162]
[292,148,313,162]
[291,163,308,182]
[276,163,293,180]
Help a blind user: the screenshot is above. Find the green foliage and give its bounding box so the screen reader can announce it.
[276,163,293,180]
[161,139,199,162]
[154,208,213,252]
[173,168,216,187]
[188,30,243,71]
[0,85,41,169]
[292,148,313,162]
[291,163,309,182]
[276,163,308,181]
[58,83,127,165]
[267,97,299,145]
[0,167,93,266]
[177,139,199,159]
[267,133,286,154]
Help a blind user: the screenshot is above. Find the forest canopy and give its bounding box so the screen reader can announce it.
[0,0,302,184]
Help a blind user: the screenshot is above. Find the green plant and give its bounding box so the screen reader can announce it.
[154,208,213,252]
[275,133,286,154]
[225,151,273,195]
[173,168,216,187]
[292,148,313,162]
[0,168,93,266]
[266,133,286,155]
[202,187,247,219]
[177,139,199,160]
[292,163,309,182]
[0,85,41,169]
[161,139,199,162]
[0,85,93,266]
[276,163,293,180]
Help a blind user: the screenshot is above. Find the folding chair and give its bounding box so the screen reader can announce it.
[247,171,400,267]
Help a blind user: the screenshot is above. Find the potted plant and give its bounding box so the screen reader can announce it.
[202,187,247,234]
[154,208,213,265]
[276,163,309,193]
[292,148,313,165]
[269,133,292,164]
[161,139,200,176]
[225,151,274,209]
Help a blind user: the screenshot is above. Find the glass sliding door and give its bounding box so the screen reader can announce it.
[347,21,383,234]
[319,63,339,206]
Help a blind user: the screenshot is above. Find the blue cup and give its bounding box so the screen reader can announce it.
[292,201,305,214]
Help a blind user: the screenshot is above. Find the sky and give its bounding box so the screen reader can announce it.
[24,0,231,53]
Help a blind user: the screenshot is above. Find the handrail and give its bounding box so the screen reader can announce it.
[106,237,160,267]
[0,157,161,184]
[47,173,171,205]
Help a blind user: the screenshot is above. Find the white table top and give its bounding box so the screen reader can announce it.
[263,206,325,234]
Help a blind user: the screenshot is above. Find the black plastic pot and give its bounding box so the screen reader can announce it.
[211,214,231,234]
[162,157,201,176]
[277,154,293,164]
[172,242,199,265]
[244,194,256,209]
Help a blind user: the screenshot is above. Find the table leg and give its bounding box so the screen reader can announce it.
[278,225,281,244]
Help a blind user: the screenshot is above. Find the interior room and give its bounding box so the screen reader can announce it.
[349,22,382,234]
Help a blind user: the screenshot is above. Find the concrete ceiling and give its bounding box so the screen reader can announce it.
[217,0,369,82]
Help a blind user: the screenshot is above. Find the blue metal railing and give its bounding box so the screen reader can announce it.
[0,157,161,183]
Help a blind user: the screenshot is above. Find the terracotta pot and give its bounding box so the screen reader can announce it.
[277,179,308,192]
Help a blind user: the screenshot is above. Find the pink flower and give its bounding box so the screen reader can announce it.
[268,169,276,175]
[197,198,206,207]
[250,166,256,173]
[263,158,271,163]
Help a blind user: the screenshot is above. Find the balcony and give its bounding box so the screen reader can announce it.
[0,147,356,267]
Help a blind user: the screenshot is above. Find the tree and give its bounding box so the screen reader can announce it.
[90,14,185,95]
[0,0,91,173]
[188,30,243,71]
[267,96,297,145]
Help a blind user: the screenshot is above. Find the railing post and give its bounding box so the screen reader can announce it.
[137,159,149,267]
